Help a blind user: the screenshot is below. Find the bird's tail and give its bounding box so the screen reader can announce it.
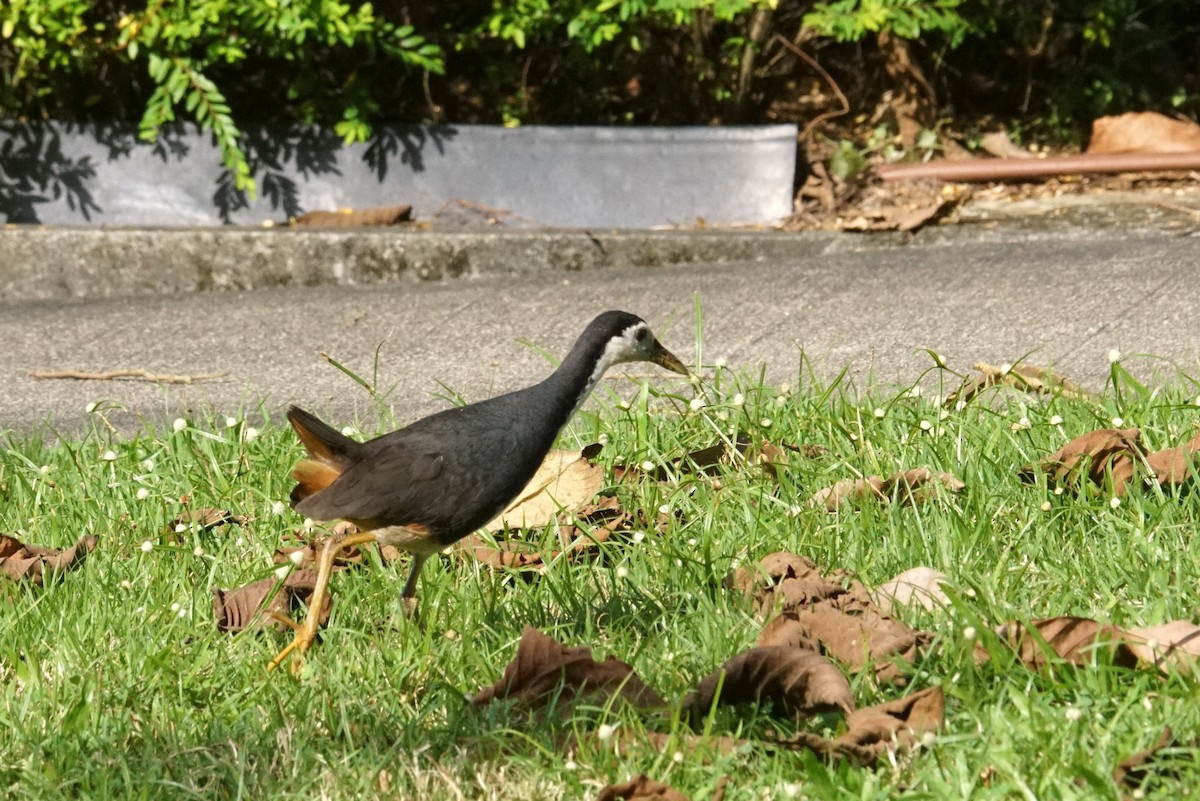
[287,406,362,506]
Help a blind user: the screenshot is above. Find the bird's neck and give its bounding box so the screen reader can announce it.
[536,333,625,433]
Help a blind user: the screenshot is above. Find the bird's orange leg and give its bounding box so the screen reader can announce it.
[268,530,378,673]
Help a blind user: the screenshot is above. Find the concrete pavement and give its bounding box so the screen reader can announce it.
[2,198,1199,435]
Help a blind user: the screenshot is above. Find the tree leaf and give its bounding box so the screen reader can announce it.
[472,626,665,711]
[485,446,603,532]
[684,646,854,722]
[0,533,98,584]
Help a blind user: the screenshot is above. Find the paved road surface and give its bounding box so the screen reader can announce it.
[3,221,1197,435]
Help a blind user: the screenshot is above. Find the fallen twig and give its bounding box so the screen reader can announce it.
[28,369,228,385]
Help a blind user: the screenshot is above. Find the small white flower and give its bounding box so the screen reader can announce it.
[780,782,802,799]
[1194,395,1200,407]
[272,501,287,516]
[1000,363,1012,375]
[909,386,923,398]
[564,760,578,771]
[1110,496,1121,509]
[174,523,187,533]
[1064,707,1083,722]
[136,487,151,501]
[640,460,656,472]
[86,401,98,414]
[672,751,684,764]
[920,731,936,748]
[302,518,316,533]
[288,550,306,566]
[962,626,977,641]
[774,396,786,407]
[939,409,950,420]
[955,399,967,411]
[192,546,205,557]
[1015,417,1031,430]
[340,426,357,437]
[731,392,745,407]
[715,410,728,422]
[657,504,670,515]
[615,566,629,579]
[143,458,155,472]
[714,356,727,368]
[1054,486,1064,496]
[617,400,630,411]
[1040,501,1052,512]
[687,537,698,546]
[1108,348,1122,364]
[242,427,259,443]
[274,564,291,581]
[779,382,791,395]
[140,540,154,553]
[597,433,610,446]
[1111,417,1124,428]
[119,579,133,590]
[170,602,181,613]
[225,416,238,428]
[172,418,187,432]
[760,418,772,428]
[849,432,858,441]
[101,450,118,461]
[689,397,706,412]
[874,407,886,418]
[596,723,618,742]
[688,373,701,385]
[1049,415,1063,426]
[965,587,977,598]
[177,608,188,619]
[631,531,646,544]
[919,420,932,431]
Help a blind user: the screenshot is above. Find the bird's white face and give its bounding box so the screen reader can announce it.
[606,321,654,366]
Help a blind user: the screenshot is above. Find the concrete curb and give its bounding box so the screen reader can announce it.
[0,226,860,301]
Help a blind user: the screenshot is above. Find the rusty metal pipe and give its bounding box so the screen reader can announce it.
[875,151,1200,182]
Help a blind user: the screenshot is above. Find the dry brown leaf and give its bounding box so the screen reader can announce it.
[808,476,886,511]
[485,446,603,532]
[211,569,330,633]
[616,436,751,483]
[1021,428,1143,495]
[978,617,1139,669]
[1088,112,1200,155]
[833,685,944,755]
[0,533,98,584]
[873,567,950,612]
[980,131,1034,159]
[809,468,962,511]
[1113,727,1178,792]
[462,494,658,574]
[684,646,854,721]
[169,507,249,533]
[596,775,689,801]
[272,523,381,570]
[946,362,1096,407]
[841,197,958,233]
[735,552,932,683]
[292,203,413,226]
[472,626,665,711]
[1124,620,1200,671]
[1142,444,1200,485]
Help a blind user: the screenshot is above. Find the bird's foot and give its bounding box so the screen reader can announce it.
[267,608,323,675]
[400,596,420,620]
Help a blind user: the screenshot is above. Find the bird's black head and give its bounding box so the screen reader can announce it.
[583,310,688,376]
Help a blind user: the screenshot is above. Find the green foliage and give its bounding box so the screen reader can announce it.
[803,0,971,45]
[0,1,443,196]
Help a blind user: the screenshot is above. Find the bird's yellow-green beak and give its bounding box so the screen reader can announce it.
[649,339,689,376]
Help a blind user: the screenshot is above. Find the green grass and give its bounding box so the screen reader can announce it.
[2,354,1199,800]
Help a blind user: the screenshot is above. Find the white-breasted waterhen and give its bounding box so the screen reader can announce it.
[268,310,687,671]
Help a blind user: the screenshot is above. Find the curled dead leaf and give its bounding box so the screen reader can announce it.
[212,569,330,633]
[596,775,690,801]
[0,533,98,584]
[873,566,950,613]
[472,626,665,711]
[485,446,603,532]
[1113,727,1181,792]
[946,362,1095,408]
[977,617,1139,669]
[1021,428,1143,495]
[834,685,944,756]
[1088,112,1200,155]
[809,468,963,511]
[169,507,249,534]
[684,646,854,722]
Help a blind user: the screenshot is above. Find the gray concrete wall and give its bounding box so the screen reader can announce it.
[0,122,797,228]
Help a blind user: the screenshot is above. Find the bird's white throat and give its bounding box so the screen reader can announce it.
[569,321,649,417]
